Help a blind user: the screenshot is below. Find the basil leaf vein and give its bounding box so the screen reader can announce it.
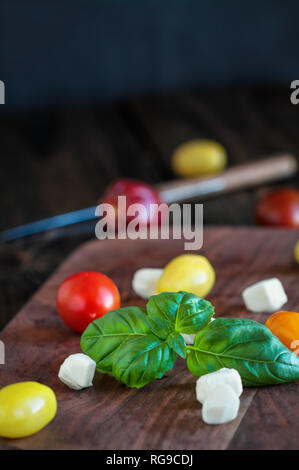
[80,306,151,373]
[187,318,299,386]
[112,335,177,388]
[146,291,214,336]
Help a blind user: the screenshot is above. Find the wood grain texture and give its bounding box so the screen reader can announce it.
[0,227,299,450]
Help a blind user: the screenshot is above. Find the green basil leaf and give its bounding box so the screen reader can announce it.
[166,331,186,358]
[80,307,151,374]
[146,291,214,335]
[147,315,173,340]
[112,335,177,388]
[187,317,299,386]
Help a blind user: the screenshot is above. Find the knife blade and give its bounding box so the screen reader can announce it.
[1,154,297,242]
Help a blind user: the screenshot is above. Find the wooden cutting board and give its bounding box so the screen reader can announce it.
[1,227,299,450]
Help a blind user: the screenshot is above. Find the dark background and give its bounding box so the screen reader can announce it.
[0,1,299,330]
[2,0,299,108]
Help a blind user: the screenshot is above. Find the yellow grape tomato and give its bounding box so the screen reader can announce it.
[295,240,299,263]
[0,381,57,438]
[157,254,215,298]
[171,139,227,178]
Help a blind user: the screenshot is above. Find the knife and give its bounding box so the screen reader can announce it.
[1,154,297,242]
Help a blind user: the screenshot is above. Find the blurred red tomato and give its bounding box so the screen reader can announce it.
[100,178,163,228]
[56,271,120,333]
[255,188,299,227]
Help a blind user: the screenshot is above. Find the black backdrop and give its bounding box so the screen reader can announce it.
[1,0,299,109]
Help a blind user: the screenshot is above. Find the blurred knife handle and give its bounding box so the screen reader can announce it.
[156,154,298,203]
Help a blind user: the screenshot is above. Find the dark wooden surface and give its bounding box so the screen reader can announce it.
[0,85,299,333]
[0,227,299,450]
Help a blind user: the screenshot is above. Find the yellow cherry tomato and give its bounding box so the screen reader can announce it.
[294,240,299,263]
[265,311,299,352]
[171,139,227,178]
[157,254,215,298]
[0,381,57,438]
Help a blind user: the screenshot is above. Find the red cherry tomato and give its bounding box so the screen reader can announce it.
[56,271,120,333]
[101,178,162,228]
[255,189,299,227]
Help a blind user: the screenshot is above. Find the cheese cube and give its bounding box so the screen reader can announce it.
[202,383,240,425]
[196,368,242,404]
[58,367,82,391]
[132,268,163,299]
[181,333,196,345]
[242,278,287,313]
[58,353,96,390]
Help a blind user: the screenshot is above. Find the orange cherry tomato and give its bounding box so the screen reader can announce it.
[265,311,299,353]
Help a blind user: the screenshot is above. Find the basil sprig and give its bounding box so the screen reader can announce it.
[81,292,299,389]
[186,318,299,386]
[147,291,214,335]
[81,291,214,388]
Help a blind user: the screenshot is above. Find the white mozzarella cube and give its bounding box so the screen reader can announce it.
[242,278,287,313]
[202,383,240,425]
[196,368,242,404]
[181,333,196,345]
[181,318,216,345]
[58,353,96,390]
[132,268,163,299]
[58,366,82,390]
